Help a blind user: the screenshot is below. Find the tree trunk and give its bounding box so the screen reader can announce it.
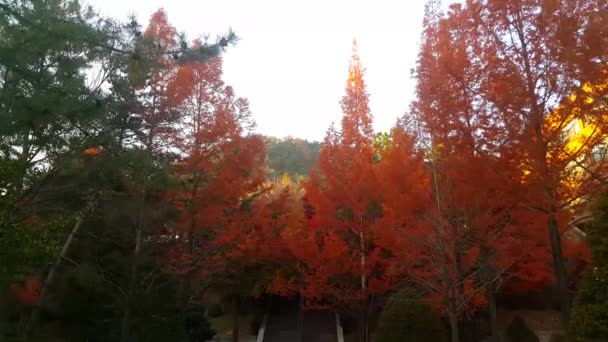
[15,130,31,197]
[479,246,500,342]
[452,226,472,342]
[120,305,131,342]
[121,225,143,342]
[358,309,369,342]
[486,282,499,342]
[179,229,195,309]
[548,214,571,326]
[232,296,239,342]
[26,211,86,338]
[449,310,460,342]
[358,221,369,342]
[298,294,303,342]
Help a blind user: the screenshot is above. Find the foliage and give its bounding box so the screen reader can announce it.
[570,191,608,342]
[0,2,234,341]
[410,4,559,341]
[1,0,608,341]
[265,136,322,179]
[297,41,427,342]
[411,0,608,333]
[0,0,112,290]
[375,288,447,342]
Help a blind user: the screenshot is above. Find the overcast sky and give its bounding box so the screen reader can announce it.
[86,0,442,141]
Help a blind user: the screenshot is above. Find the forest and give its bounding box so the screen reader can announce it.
[1,1,608,342]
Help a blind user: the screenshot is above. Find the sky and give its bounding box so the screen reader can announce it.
[86,0,437,141]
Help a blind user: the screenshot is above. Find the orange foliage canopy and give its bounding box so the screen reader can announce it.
[296,41,427,312]
[160,34,267,296]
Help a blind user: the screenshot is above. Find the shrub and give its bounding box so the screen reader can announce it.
[207,303,224,318]
[570,191,608,342]
[185,303,216,341]
[569,266,608,341]
[548,333,566,342]
[375,288,447,342]
[505,315,539,342]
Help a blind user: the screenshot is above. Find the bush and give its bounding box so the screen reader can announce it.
[207,303,224,318]
[505,315,539,342]
[185,304,216,342]
[548,333,566,342]
[569,267,608,341]
[375,288,447,342]
[569,191,608,342]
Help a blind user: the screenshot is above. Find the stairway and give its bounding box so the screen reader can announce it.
[262,298,338,342]
[302,310,337,342]
[263,299,299,342]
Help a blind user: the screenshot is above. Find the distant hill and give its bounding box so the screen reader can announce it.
[264,136,322,179]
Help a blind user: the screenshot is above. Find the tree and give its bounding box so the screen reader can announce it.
[298,40,425,342]
[410,3,556,341]
[299,40,378,342]
[0,2,242,341]
[217,175,305,342]
[463,0,608,326]
[0,0,118,292]
[265,137,322,179]
[569,190,608,342]
[162,43,266,342]
[412,0,608,329]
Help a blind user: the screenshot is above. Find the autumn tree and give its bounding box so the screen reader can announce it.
[212,175,306,341]
[468,0,608,326]
[160,45,267,342]
[298,40,425,342]
[412,0,608,329]
[410,2,557,341]
[239,175,306,297]
[299,40,379,342]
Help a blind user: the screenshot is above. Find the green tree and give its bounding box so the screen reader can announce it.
[265,136,322,179]
[570,191,608,342]
[0,0,100,284]
[0,2,232,340]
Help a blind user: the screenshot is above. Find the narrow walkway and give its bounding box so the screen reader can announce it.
[302,310,337,342]
[263,298,338,342]
[263,298,299,342]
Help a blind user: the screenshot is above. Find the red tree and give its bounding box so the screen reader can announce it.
[416,0,608,328]
[164,50,266,342]
[130,9,194,153]
[298,40,425,342]
[410,2,554,340]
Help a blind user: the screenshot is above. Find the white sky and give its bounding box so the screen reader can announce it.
[86,0,445,141]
